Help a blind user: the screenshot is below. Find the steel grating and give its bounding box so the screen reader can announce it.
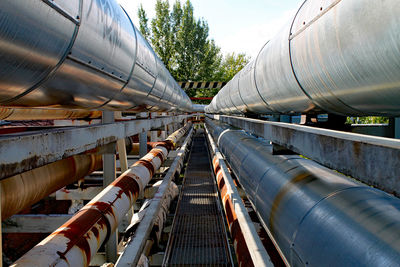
[164,130,233,266]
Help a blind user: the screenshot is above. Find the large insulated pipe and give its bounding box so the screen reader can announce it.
[12,122,192,267]
[1,154,102,219]
[206,118,400,266]
[0,0,192,112]
[206,0,400,116]
[0,108,102,120]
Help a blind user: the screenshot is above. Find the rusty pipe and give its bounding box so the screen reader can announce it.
[12,122,192,267]
[213,156,254,267]
[0,108,102,120]
[1,154,102,219]
[206,125,273,267]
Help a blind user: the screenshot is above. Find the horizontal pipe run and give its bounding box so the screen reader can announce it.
[0,114,190,179]
[1,130,164,220]
[0,0,192,112]
[0,108,102,120]
[116,126,194,266]
[206,119,400,267]
[1,154,102,219]
[12,122,192,267]
[206,0,400,116]
[205,125,273,267]
[207,114,400,197]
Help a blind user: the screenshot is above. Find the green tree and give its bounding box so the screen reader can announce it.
[137,4,150,40]
[137,0,250,104]
[151,0,173,68]
[346,116,389,124]
[215,53,250,82]
[138,0,224,81]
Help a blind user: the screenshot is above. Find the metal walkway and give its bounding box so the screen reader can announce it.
[163,130,233,266]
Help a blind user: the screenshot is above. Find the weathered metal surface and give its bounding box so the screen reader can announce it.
[207,115,400,196]
[0,115,189,179]
[206,119,400,267]
[0,108,102,120]
[3,215,73,233]
[1,154,102,219]
[163,131,233,266]
[205,125,273,267]
[116,127,194,267]
[0,0,192,112]
[206,0,400,116]
[11,123,192,267]
[56,187,103,201]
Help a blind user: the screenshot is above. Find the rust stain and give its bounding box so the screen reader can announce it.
[269,172,316,235]
[51,208,109,265]
[135,159,155,176]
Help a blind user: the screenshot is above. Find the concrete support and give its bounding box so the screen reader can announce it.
[151,131,158,142]
[395,118,400,139]
[102,112,118,263]
[139,131,148,158]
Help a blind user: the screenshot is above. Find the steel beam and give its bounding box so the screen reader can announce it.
[102,112,118,263]
[0,115,189,179]
[207,115,400,196]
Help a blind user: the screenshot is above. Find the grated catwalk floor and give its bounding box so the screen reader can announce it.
[163,130,233,266]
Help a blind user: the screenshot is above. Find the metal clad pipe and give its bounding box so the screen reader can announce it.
[206,0,400,116]
[206,118,400,266]
[0,0,192,112]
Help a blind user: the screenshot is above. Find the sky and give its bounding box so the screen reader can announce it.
[117,0,303,59]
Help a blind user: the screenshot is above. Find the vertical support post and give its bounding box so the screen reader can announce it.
[151,131,158,142]
[102,111,118,263]
[161,125,167,139]
[139,131,148,158]
[117,139,128,173]
[395,118,400,139]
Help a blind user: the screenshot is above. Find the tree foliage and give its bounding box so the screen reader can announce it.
[137,0,250,103]
[137,0,247,83]
[137,4,150,40]
[215,53,250,82]
[346,116,389,124]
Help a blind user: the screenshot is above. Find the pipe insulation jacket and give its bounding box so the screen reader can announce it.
[206,118,400,266]
[0,0,192,112]
[206,0,400,116]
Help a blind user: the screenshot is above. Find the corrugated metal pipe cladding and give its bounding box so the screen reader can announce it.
[205,118,400,267]
[11,122,192,267]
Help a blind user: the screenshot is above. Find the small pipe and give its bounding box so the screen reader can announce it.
[0,108,102,120]
[12,122,192,267]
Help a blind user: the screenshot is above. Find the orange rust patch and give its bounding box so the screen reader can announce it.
[52,208,109,265]
[135,160,155,176]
